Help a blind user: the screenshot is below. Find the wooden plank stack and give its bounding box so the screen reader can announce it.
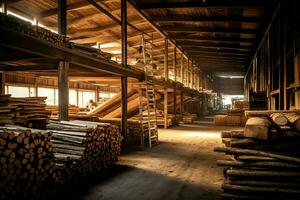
[0,126,54,200]
[0,95,49,129]
[47,120,121,184]
[182,113,197,124]
[0,13,69,47]
[214,111,300,199]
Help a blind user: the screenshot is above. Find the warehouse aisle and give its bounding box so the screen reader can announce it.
[73,118,242,200]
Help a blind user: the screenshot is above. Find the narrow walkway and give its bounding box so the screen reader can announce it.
[73,118,243,200]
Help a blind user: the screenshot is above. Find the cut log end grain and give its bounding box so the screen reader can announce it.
[244,117,271,140]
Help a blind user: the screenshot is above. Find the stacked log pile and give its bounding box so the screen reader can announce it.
[214,111,300,199]
[47,120,121,185]
[0,95,49,129]
[0,126,54,200]
[0,13,69,46]
[98,118,147,146]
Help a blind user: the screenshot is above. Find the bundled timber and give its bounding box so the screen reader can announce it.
[215,114,300,199]
[0,126,54,200]
[0,13,68,46]
[47,120,121,181]
[0,95,49,129]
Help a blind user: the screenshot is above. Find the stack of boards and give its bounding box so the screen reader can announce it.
[0,95,49,129]
[0,120,121,199]
[215,111,300,199]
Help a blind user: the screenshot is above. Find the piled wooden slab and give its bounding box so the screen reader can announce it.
[47,120,121,183]
[0,13,68,46]
[214,112,300,199]
[0,126,54,200]
[0,95,49,129]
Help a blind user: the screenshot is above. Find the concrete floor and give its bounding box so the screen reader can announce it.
[71,116,243,200]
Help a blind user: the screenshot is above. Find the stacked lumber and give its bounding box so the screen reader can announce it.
[214,112,300,199]
[0,13,68,46]
[156,109,175,127]
[46,105,83,120]
[0,95,49,129]
[233,101,250,110]
[0,126,54,200]
[98,118,147,146]
[47,120,121,184]
[214,115,242,126]
[182,113,197,124]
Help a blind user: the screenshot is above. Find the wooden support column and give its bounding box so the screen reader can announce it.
[186,59,189,87]
[0,0,6,92]
[95,86,100,102]
[0,73,5,94]
[164,38,169,81]
[58,61,69,121]
[58,0,68,121]
[121,0,128,146]
[173,89,177,121]
[164,88,168,128]
[191,61,194,89]
[173,47,177,82]
[180,92,184,114]
[0,0,7,14]
[180,54,184,83]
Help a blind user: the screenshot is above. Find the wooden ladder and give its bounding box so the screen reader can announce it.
[139,83,158,148]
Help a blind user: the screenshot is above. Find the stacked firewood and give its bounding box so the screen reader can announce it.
[0,95,49,129]
[0,126,54,200]
[47,120,121,185]
[215,111,300,199]
[98,118,147,146]
[0,13,69,46]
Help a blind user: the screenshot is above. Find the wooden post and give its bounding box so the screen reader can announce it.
[279,4,285,110]
[180,92,184,114]
[0,0,7,14]
[191,61,194,89]
[57,0,68,121]
[180,54,184,84]
[173,47,176,82]
[95,86,100,102]
[164,38,168,81]
[164,38,169,128]
[0,73,5,94]
[187,59,190,87]
[58,61,69,121]
[58,0,67,35]
[173,89,176,120]
[121,0,128,146]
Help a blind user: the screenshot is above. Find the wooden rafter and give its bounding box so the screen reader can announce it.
[152,16,262,23]
[137,0,265,9]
